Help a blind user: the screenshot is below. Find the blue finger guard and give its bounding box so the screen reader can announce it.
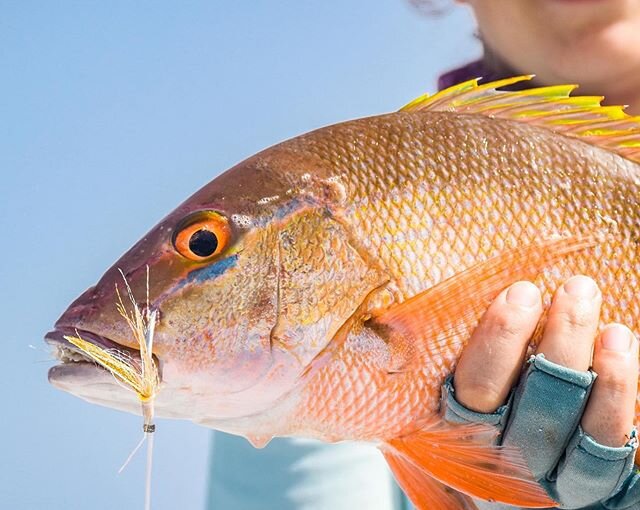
[553,427,638,508]
[502,354,597,481]
[441,375,512,431]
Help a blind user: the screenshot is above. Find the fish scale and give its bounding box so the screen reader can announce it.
[286,112,640,440]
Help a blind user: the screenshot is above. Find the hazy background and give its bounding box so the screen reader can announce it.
[1,2,479,508]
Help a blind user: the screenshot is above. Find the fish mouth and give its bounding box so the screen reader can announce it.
[45,328,161,375]
[46,327,166,416]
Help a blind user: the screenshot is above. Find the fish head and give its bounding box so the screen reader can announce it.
[47,145,385,432]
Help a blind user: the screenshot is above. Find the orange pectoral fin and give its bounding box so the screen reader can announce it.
[382,420,557,509]
[370,235,595,371]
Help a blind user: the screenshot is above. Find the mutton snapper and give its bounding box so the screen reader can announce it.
[46,76,640,509]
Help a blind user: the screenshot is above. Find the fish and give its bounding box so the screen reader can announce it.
[46,75,640,509]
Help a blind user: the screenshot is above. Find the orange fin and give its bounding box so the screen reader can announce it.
[382,420,556,508]
[383,449,477,510]
[370,236,594,371]
[401,75,640,164]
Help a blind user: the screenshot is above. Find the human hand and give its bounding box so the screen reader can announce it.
[444,276,640,509]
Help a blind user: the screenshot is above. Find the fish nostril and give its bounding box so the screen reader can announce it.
[67,302,95,316]
[55,305,91,328]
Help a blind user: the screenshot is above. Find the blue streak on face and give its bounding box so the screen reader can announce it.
[185,254,239,284]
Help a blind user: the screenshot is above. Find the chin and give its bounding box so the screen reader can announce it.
[545,21,640,92]
[540,0,636,26]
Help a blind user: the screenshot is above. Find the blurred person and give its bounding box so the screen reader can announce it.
[441,0,640,113]
[207,2,640,508]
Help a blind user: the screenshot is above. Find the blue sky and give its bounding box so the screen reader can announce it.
[1,2,479,508]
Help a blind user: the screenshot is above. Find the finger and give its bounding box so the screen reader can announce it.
[581,324,639,447]
[455,281,542,413]
[536,275,601,371]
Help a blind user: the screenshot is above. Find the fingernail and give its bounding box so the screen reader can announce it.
[506,281,539,307]
[563,275,598,298]
[601,325,634,352]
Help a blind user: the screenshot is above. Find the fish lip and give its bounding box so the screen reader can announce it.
[45,327,161,366]
[45,327,133,355]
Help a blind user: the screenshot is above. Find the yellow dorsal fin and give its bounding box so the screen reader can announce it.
[401,75,640,164]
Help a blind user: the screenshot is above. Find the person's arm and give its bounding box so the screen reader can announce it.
[444,276,639,509]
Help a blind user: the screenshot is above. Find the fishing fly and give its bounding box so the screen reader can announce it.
[64,268,160,510]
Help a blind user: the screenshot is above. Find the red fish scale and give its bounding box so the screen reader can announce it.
[284,111,640,440]
[300,349,444,440]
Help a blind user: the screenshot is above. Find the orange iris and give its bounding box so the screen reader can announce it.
[173,211,231,262]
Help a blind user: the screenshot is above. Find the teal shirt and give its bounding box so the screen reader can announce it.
[207,433,412,510]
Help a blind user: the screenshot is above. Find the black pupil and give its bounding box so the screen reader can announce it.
[189,229,218,257]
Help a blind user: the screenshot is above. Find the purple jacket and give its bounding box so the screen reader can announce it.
[438,58,534,92]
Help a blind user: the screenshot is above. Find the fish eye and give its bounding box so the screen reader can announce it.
[173,211,231,262]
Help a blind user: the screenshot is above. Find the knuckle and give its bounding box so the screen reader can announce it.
[487,311,527,340]
[583,414,627,447]
[598,371,634,399]
[455,375,505,413]
[553,305,596,332]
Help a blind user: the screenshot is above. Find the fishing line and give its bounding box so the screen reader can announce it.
[65,268,160,510]
[31,343,62,364]
[144,409,155,510]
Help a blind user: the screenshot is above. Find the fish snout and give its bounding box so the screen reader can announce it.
[54,285,98,329]
[52,280,127,345]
